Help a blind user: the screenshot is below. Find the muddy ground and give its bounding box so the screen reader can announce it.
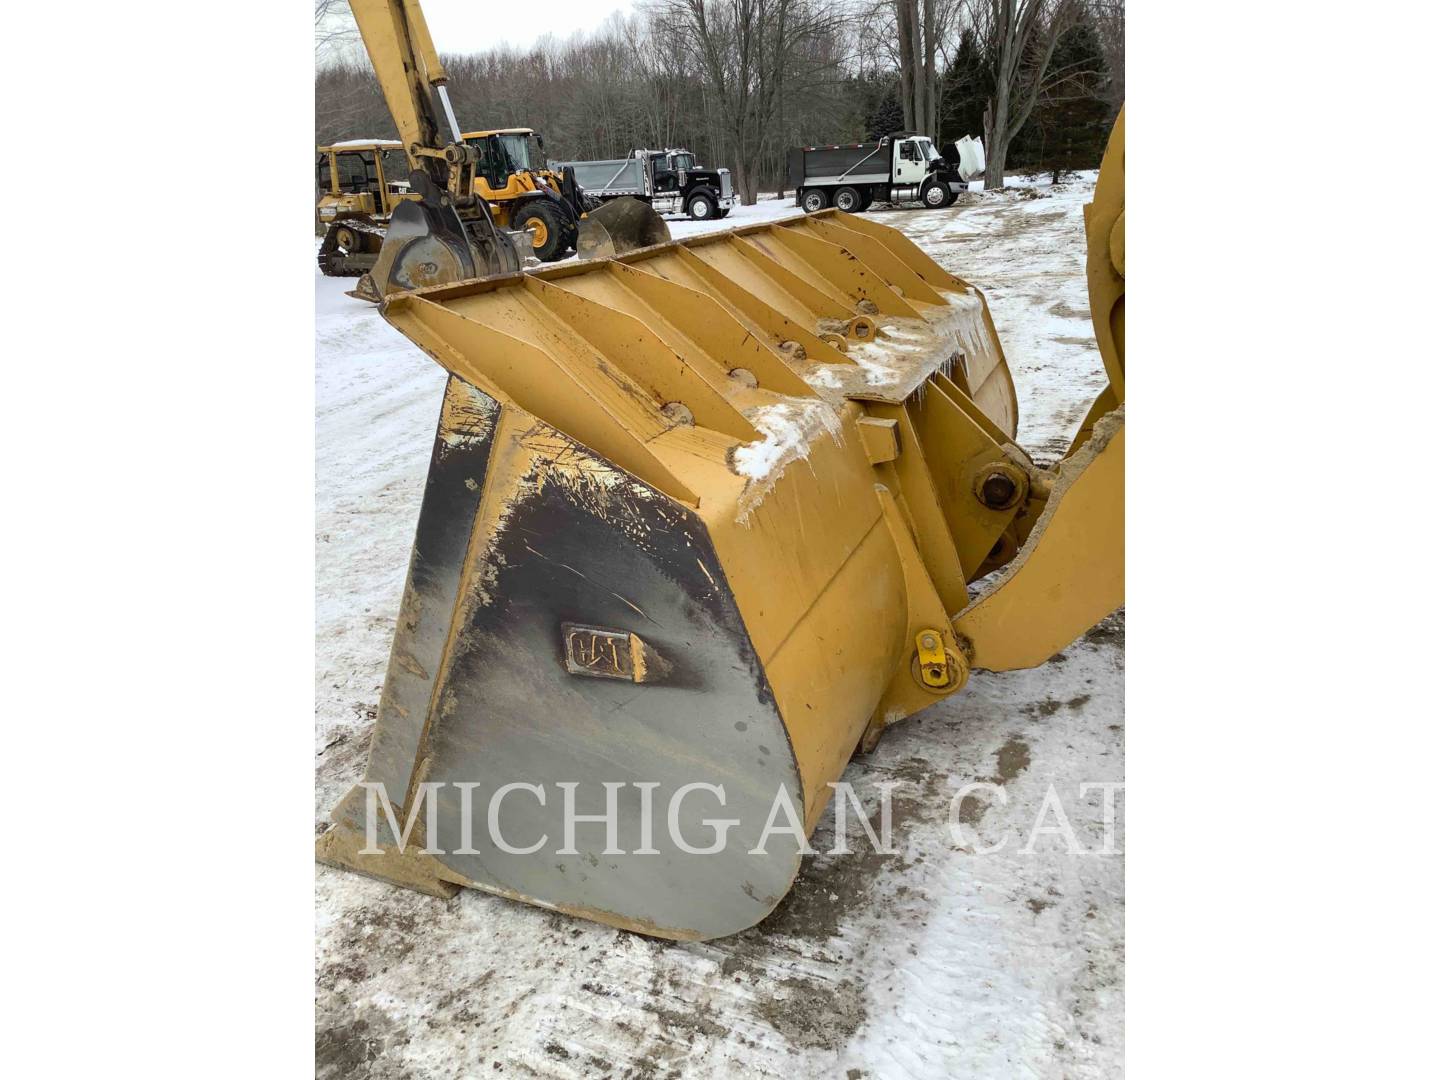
[315,172,1122,1079]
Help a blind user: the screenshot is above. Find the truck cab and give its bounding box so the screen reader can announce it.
[641,148,734,220]
[649,150,689,193]
[893,136,940,186]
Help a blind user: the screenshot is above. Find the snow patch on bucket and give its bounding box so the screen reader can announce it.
[801,289,991,402]
[732,398,845,522]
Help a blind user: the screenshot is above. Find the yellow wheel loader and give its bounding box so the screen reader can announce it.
[461,127,587,263]
[317,101,1128,941]
[459,127,667,264]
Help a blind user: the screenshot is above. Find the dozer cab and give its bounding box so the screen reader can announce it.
[317,105,1128,941]
[315,141,419,277]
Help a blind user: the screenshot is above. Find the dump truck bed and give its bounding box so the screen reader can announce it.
[554,156,651,198]
[787,143,891,188]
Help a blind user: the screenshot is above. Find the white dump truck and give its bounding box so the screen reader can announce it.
[789,132,985,213]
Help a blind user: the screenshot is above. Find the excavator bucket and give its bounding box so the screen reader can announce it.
[576,196,672,260]
[348,198,524,302]
[318,113,1125,940]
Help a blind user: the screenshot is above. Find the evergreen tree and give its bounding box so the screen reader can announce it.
[1007,12,1113,176]
[938,30,993,144]
[861,78,904,140]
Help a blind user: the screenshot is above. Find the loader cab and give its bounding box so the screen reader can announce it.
[463,128,547,194]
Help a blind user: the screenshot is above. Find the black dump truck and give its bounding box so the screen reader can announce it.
[553,148,735,220]
[789,132,985,213]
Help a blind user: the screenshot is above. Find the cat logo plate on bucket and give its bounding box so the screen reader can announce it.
[563,623,637,681]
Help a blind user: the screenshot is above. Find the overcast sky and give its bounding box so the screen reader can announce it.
[320,1,639,58]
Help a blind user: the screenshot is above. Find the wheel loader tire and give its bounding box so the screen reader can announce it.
[686,192,718,220]
[512,200,568,262]
[801,188,829,213]
[833,186,863,213]
[921,179,948,208]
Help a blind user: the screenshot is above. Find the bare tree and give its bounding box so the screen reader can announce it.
[967,0,1084,189]
[316,2,1119,187]
[653,0,852,203]
[314,0,358,61]
[859,0,965,138]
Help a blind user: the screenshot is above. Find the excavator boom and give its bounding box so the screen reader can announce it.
[340,0,520,299]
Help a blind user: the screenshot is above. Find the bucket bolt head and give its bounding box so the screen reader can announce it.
[845,314,879,341]
[973,462,1027,511]
[914,629,964,691]
[661,401,695,427]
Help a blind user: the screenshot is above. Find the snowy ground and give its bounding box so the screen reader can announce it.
[315,171,1122,1079]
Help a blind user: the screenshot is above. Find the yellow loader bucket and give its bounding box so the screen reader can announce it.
[318,118,1125,940]
[576,196,672,260]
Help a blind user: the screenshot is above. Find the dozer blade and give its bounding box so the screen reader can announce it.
[318,111,1126,939]
[576,196,671,260]
[347,198,522,302]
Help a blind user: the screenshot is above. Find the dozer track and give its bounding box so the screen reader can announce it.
[317,217,390,277]
[318,111,1126,941]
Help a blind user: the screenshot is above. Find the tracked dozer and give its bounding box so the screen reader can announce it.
[318,109,1126,941]
[315,141,415,278]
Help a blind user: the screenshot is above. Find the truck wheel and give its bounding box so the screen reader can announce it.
[687,192,718,220]
[801,188,829,213]
[833,186,863,212]
[858,190,874,211]
[718,208,731,218]
[512,200,568,261]
[921,179,949,209]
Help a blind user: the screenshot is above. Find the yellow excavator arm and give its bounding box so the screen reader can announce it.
[348,0,455,168]
[341,0,522,297]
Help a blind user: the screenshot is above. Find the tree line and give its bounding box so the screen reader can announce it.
[315,0,1122,203]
